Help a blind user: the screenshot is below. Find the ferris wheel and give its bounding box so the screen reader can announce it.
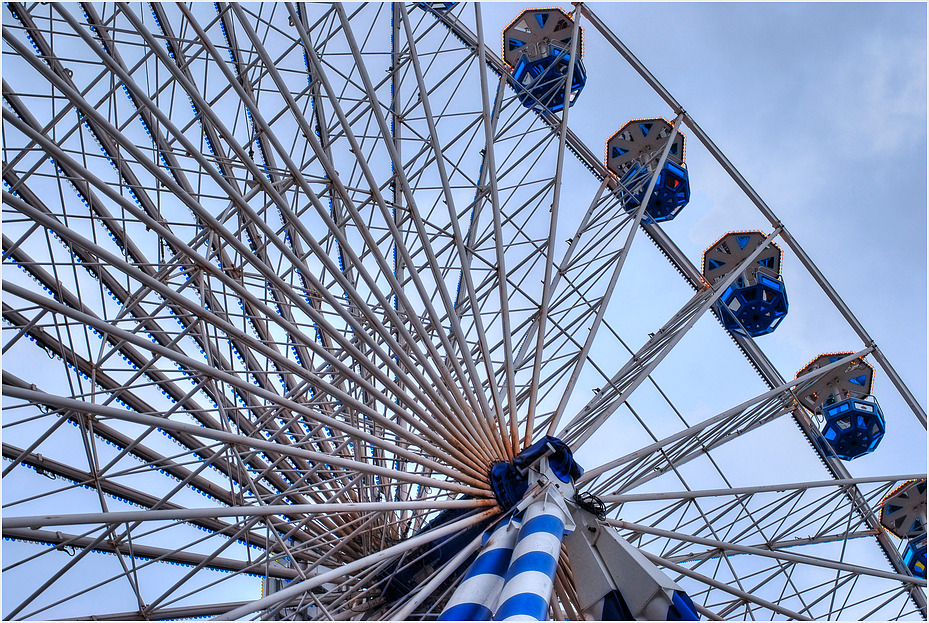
[2,2,926,621]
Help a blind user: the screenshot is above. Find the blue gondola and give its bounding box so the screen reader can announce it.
[622,160,690,224]
[904,535,927,579]
[880,479,927,539]
[703,232,788,337]
[503,8,586,112]
[794,353,887,460]
[821,398,885,460]
[716,271,789,337]
[416,2,457,12]
[512,47,586,112]
[795,353,873,411]
[607,118,690,223]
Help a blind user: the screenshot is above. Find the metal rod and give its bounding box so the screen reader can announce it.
[637,549,812,620]
[328,2,503,457]
[472,5,520,454]
[3,498,494,530]
[524,8,584,447]
[211,508,499,620]
[564,227,784,448]
[396,2,511,459]
[1,186,478,483]
[48,5,487,473]
[600,474,925,503]
[2,377,488,497]
[578,348,872,483]
[546,111,685,436]
[608,518,926,587]
[390,523,491,621]
[282,3,501,459]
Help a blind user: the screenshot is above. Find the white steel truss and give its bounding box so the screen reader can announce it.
[2,3,925,620]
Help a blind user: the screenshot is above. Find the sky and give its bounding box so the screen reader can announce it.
[482,1,928,441]
[462,0,928,531]
[616,2,927,395]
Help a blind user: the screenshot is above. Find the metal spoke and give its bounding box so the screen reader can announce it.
[3,3,924,620]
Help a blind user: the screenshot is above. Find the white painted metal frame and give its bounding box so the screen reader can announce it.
[2,2,925,621]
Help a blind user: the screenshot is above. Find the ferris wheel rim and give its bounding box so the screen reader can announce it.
[1,2,926,621]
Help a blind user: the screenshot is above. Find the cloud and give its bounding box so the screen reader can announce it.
[824,29,927,155]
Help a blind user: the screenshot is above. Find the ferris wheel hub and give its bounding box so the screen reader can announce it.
[489,436,583,512]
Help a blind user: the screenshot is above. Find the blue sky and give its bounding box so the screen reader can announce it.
[499,1,928,410]
[595,3,927,401]
[477,1,927,482]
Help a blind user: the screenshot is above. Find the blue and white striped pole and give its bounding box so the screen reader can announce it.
[439,519,520,621]
[492,490,571,621]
